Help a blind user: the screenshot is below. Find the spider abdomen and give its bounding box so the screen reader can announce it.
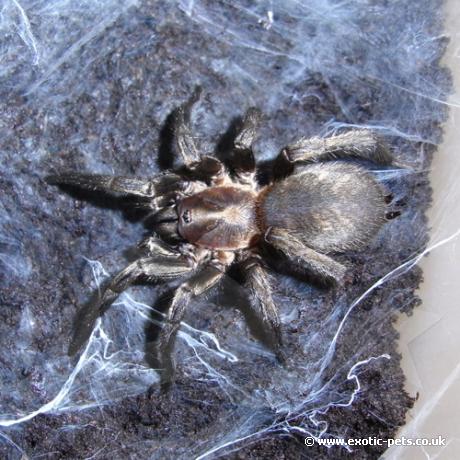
[261,162,386,252]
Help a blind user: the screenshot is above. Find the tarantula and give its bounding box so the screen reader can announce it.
[47,87,398,382]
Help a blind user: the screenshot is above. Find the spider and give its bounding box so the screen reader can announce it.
[46,87,399,382]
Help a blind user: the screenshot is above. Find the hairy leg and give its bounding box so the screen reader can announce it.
[46,173,156,196]
[183,155,227,186]
[242,257,284,361]
[280,129,394,166]
[231,107,261,184]
[69,254,194,356]
[173,87,233,184]
[173,86,202,165]
[46,172,188,210]
[150,265,224,385]
[138,235,185,258]
[266,228,347,285]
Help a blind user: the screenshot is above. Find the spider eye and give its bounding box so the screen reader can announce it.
[182,209,192,224]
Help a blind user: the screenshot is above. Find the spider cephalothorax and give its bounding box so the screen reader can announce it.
[47,87,399,383]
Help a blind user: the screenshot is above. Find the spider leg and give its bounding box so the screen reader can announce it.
[279,129,394,166]
[46,173,154,197]
[231,107,262,184]
[173,87,228,184]
[242,257,285,362]
[173,86,203,165]
[46,172,188,210]
[138,235,184,258]
[183,155,227,186]
[234,108,261,151]
[150,265,225,385]
[266,228,347,285]
[68,254,194,356]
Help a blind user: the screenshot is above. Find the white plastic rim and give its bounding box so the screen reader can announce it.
[393,1,460,458]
